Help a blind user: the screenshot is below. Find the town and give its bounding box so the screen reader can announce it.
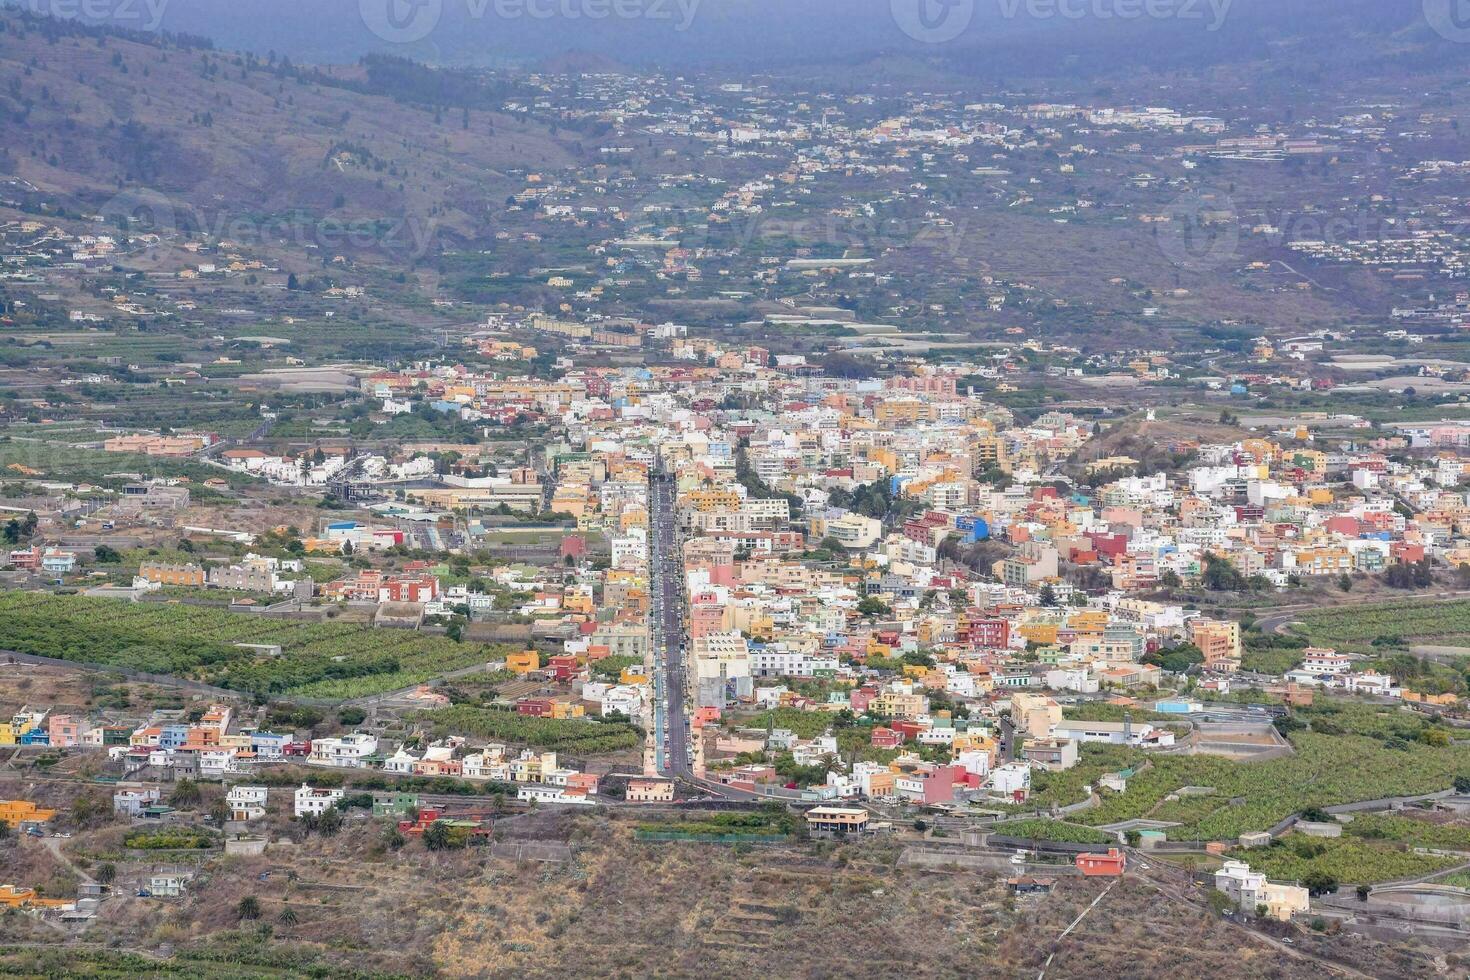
[2,2,1470,977]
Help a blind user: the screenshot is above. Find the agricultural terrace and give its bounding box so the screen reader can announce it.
[0,591,505,699]
[1025,703,1470,841]
[1227,836,1462,885]
[409,705,640,755]
[1290,599,1470,651]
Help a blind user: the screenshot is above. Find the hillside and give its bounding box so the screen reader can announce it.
[0,12,587,262]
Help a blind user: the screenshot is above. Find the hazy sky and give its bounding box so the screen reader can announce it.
[0,0,1432,70]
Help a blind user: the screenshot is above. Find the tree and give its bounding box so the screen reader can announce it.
[95,862,116,885]
[1202,553,1247,592]
[278,905,299,926]
[1038,583,1059,607]
[93,545,122,563]
[209,797,230,828]
[169,778,201,807]
[236,896,262,920]
[1356,883,1372,902]
[338,707,366,726]
[423,820,455,851]
[1159,570,1182,589]
[856,597,891,619]
[1302,871,1338,896]
[315,807,343,836]
[1338,574,1353,592]
[1454,774,1470,794]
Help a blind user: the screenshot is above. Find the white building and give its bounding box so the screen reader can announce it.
[987,762,1032,798]
[1215,860,1310,921]
[225,785,269,822]
[293,784,344,818]
[308,732,379,768]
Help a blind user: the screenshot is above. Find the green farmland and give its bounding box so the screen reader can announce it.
[0,591,502,699]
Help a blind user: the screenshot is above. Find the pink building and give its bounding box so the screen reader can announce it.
[48,715,81,747]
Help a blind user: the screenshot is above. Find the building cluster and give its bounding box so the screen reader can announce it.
[5,701,605,803]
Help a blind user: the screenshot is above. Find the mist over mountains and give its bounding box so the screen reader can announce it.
[1,0,1449,74]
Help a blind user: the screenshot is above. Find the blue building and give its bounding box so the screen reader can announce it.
[955,515,991,543]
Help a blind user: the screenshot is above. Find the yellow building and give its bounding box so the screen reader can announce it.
[139,562,206,587]
[1017,620,1060,647]
[0,885,70,910]
[1190,619,1243,671]
[506,650,540,675]
[0,799,57,829]
[1010,693,1062,740]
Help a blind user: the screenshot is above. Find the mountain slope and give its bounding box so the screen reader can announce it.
[0,11,587,260]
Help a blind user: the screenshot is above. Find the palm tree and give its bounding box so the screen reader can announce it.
[236,896,261,920]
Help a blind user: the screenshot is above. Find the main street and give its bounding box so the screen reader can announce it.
[650,469,692,779]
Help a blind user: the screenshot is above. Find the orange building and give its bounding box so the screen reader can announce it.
[1076,849,1127,877]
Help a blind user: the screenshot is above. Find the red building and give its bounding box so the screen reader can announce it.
[397,806,493,838]
[1075,849,1127,877]
[516,698,554,717]
[961,618,1010,650]
[548,655,581,681]
[383,573,440,603]
[871,727,905,748]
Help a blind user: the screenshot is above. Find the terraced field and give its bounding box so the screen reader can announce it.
[0,591,500,699]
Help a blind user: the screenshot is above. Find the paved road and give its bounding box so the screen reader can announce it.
[650,470,692,780]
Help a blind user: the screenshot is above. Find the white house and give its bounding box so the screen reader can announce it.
[1344,671,1397,697]
[293,784,344,818]
[986,762,1032,797]
[225,785,268,822]
[791,734,839,766]
[1301,647,1351,675]
[382,747,419,774]
[147,872,193,898]
[1214,859,1310,921]
[308,733,379,769]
